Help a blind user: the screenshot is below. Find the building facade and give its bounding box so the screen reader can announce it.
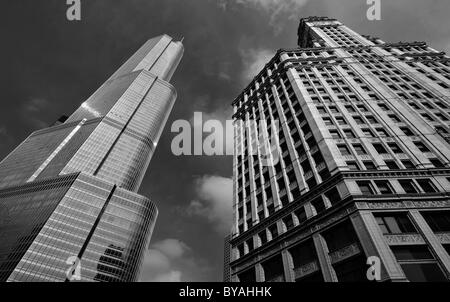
[228,17,450,282]
[0,35,183,282]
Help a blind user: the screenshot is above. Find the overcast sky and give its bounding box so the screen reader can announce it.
[1,0,450,282]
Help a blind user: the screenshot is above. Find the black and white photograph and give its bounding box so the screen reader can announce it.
[1,0,450,296]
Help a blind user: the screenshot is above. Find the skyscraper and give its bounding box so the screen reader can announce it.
[0,35,183,282]
[227,17,450,282]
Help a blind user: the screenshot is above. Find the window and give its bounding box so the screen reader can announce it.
[343,129,356,138]
[375,180,394,194]
[336,117,347,125]
[402,160,415,169]
[347,161,360,170]
[375,213,416,234]
[283,215,295,231]
[399,179,418,193]
[311,197,326,214]
[416,179,437,193]
[414,142,430,152]
[385,160,399,169]
[295,207,307,223]
[324,187,341,205]
[259,230,268,244]
[329,129,341,139]
[357,105,368,112]
[430,158,444,168]
[323,117,333,126]
[373,143,388,154]
[338,144,351,155]
[389,114,401,122]
[366,116,378,124]
[400,127,414,136]
[317,106,327,114]
[353,116,365,124]
[421,114,434,122]
[391,246,447,282]
[329,106,339,113]
[268,224,278,239]
[346,105,356,113]
[357,181,375,195]
[353,144,367,155]
[422,211,450,232]
[362,128,374,137]
[388,143,403,153]
[363,161,376,170]
[376,128,389,137]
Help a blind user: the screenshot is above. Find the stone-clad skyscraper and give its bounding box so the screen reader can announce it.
[0,35,183,282]
[227,17,450,282]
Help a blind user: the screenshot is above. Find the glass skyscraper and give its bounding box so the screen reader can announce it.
[227,17,450,282]
[0,35,183,282]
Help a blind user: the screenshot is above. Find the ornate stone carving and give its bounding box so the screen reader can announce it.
[435,232,450,244]
[384,234,425,245]
[368,202,404,209]
[329,243,361,264]
[294,261,319,279]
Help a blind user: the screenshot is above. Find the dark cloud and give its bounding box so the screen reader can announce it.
[1,0,449,281]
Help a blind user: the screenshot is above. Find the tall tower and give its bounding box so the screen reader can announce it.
[227,17,450,282]
[0,35,183,282]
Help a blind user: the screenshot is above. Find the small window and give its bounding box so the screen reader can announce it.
[353,116,365,124]
[367,116,378,124]
[422,211,450,232]
[388,143,403,154]
[353,144,367,155]
[400,127,414,136]
[329,129,341,139]
[343,129,356,138]
[338,144,351,155]
[323,117,333,126]
[399,179,418,193]
[402,160,415,169]
[375,180,394,194]
[385,161,399,169]
[414,142,430,152]
[375,213,416,234]
[376,128,389,137]
[336,117,347,125]
[389,114,401,122]
[416,179,437,193]
[357,181,375,195]
[347,161,360,171]
[363,161,376,170]
[362,128,374,137]
[373,143,388,154]
[430,158,444,168]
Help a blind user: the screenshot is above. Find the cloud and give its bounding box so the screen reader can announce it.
[139,239,189,282]
[218,0,310,33]
[240,48,274,82]
[185,175,233,235]
[139,238,211,282]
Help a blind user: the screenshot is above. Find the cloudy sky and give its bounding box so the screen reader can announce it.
[2,0,450,282]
